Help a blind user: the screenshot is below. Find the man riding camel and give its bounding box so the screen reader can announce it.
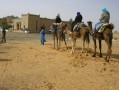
[69,12,83,34]
[55,14,62,24]
[53,14,62,26]
[50,14,62,32]
[94,8,110,33]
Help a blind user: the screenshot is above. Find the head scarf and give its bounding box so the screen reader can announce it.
[102,8,109,12]
[77,12,81,16]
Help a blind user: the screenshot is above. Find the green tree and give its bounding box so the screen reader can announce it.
[2,22,12,29]
[3,15,19,24]
[3,15,19,19]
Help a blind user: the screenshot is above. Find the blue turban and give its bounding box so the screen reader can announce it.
[77,12,81,16]
[102,8,108,12]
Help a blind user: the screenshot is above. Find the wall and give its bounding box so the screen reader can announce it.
[39,18,70,33]
[28,14,40,32]
[21,14,29,30]
[39,18,55,32]
[13,18,21,31]
[11,13,70,33]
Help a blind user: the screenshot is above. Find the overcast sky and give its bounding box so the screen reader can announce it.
[0,0,119,31]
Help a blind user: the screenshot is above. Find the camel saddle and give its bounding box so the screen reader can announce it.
[73,22,87,31]
[98,23,110,33]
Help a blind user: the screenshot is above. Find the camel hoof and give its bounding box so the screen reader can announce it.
[86,53,88,56]
[92,54,96,57]
[105,58,109,62]
[99,54,102,57]
[57,48,60,50]
[106,59,109,62]
[70,51,73,54]
[104,57,107,60]
[79,53,82,56]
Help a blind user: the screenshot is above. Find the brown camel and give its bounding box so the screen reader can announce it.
[87,21,114,62]
[50,24,67,49]
[64,23,90,55]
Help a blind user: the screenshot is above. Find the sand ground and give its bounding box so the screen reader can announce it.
[0,31,119,90]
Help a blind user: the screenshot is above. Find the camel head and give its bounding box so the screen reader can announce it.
[87,21,93,35]
[63,27,71,34]
[108,23,114,30]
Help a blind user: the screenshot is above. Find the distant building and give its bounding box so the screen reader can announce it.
[0,13,69,33]
[12,13,55,33]
[13,13,40,32]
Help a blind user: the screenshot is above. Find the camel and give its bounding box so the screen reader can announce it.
[64,23,90,55]
[87,21,114,62]
[50,24,67,49]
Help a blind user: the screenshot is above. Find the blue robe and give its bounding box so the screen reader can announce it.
[40,29,45,45]
[94,22,103,32]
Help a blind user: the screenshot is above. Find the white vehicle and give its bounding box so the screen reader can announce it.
[0,28,9,32]
[0,27,2,31]
[25,30,29,34]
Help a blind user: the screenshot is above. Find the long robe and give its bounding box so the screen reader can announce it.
[40,29,45,44]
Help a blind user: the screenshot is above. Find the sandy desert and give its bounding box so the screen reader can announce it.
[0,31,119,90]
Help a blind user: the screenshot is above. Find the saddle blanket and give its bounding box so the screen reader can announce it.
[98,23,109,33]
[73,22,87,31]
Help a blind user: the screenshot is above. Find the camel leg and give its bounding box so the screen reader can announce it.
[104,38,112,62]
[53,36,55,49]
[71,38,76,54]
[58,38,60,49]
[107,37,112,62]
[85,32,89,56]
[80,37,85,55]
[106,48,112,62]
[107,49,112,62]
[92,37,97,57]
[64,39,68,49]
[85,42,89,56]
[64,34,68,49]
[99,40,102,57]
[80,42,85,56]
[56,37,59,49]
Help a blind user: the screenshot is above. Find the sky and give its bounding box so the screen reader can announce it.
[0,0,119,31]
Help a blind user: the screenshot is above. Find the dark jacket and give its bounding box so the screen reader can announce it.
[55,16,62,23]
[74,15,83,23]
[71,14,83,31]
[2,28,6,35]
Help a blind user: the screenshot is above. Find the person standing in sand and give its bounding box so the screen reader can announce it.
[40,25,46,45]
[1,27,6,43]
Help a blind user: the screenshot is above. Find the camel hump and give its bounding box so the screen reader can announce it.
[80,22,87,27]
[57,25,62,29]
[73,22,87,31]
[76,22,87,28]
[50,23,59,32]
